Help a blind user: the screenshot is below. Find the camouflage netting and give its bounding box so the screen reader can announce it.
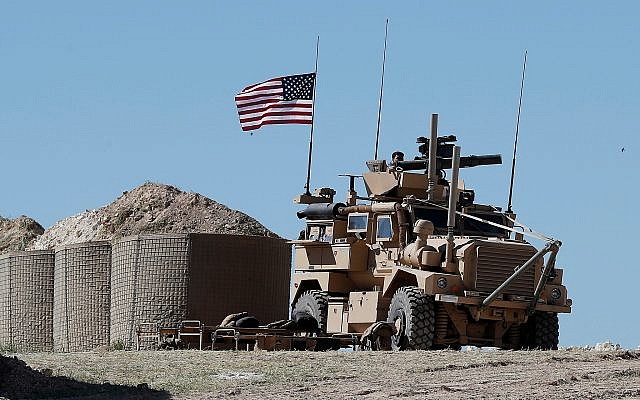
[0,216,44,254]
[0,251,54,352]
[29,182,279,250]
[110,233,291,350]
[53,241,111,352]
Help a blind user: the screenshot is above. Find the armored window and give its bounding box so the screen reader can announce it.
[376,216,393,241]
[347,213,368,233]
[412,206,449,235]
[462,213,508,237]
[321,226,333,243]
[308,225,321,241]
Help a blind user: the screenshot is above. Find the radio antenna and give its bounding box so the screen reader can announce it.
[373,19,389,160]
[507,50,527,213]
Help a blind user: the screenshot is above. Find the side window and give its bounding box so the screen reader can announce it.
[321,226,333,243]
[306,224,335,242]
[347,213,368,233]
[308,226,321,241]
[376,216,393,241]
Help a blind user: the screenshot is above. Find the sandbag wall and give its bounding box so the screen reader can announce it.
[53,241,111,352]
[0,251,55,352]
[110,233,291,350]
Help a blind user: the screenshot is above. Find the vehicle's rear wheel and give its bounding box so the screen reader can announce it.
[387,286,435,350]
[521,311,559,350]
[291,290,329,333]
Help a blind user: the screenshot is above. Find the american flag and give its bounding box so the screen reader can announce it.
[235,73,315,132]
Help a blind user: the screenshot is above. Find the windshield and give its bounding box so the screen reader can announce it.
[347,213,368,232]
[412,207,449,235]
[412,206,507,237]
[462,213,507,237]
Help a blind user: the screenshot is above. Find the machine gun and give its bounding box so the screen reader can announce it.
[395,135,502,172]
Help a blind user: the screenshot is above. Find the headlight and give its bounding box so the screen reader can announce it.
[437,277,448,289]
[551,288,562,300]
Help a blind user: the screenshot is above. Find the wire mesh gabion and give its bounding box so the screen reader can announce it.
[0,250,55,352]
[110,234,190,350]
[53,241,111,352]
[110,233,291,350]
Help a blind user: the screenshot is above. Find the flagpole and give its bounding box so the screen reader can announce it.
[374,19,389,160]
[304,36,320,195]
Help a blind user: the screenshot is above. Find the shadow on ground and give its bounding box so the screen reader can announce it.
[0,354,170,399]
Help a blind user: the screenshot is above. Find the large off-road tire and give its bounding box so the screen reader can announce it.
[521,312,559,350]
[291,290,329,333]
[386,286,436,350]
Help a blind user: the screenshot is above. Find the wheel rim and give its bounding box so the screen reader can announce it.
[392,312,407,350]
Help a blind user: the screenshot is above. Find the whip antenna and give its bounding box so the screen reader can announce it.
[507,50,527,213]
[373,19,389,160]
[304,36,320,195]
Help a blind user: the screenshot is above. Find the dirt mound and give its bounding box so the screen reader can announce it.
[0,354,168,399]
[29,182,278,250]
[0,216,44,253]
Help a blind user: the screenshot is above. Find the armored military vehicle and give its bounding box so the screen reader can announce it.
[290,114,571,350]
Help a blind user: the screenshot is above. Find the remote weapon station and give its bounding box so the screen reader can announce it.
[290,114,571,350]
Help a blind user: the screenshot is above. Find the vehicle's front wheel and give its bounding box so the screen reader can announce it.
[521,311,559,350]
[291,290,329,333]
[387,286,435,350]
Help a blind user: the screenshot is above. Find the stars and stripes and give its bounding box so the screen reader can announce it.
[235,73,315,132]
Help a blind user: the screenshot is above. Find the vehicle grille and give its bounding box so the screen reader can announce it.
[475,244,536,297]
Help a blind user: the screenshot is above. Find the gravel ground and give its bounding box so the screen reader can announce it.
[8,349,640,399]
[27,182,277,250]
[0,216,44,253]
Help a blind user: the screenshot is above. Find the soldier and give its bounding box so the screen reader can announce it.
[391,151,404,166]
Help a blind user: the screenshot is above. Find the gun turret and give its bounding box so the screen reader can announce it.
[417,135,457,158]
[393,135,501,172]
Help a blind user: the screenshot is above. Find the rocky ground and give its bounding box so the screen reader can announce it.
[0,216,44,254]
[5,349,640,399]
[0,182,277,254]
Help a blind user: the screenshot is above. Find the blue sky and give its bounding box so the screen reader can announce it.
[1,2,638,347]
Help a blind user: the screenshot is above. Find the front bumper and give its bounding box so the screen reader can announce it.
[435,293,572,314]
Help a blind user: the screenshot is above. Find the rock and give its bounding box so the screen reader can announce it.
[594,341,621,351]
[0,215,44,253]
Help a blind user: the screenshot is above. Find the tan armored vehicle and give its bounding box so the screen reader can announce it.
[290,114,571,350]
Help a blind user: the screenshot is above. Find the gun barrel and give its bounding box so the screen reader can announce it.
[296,202,346,220]
[395,154,502,171]
[456,154,503,168]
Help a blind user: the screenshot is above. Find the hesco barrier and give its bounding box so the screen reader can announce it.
[110,233,291,350]
[188,234,291,326]
[53,241,111,352]
[110,234,191,350]
[0,251,55,352]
